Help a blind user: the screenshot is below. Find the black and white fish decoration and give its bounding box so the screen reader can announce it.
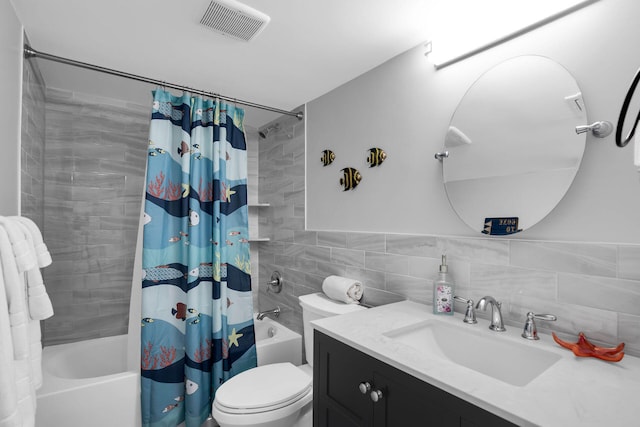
[340,167,362,191]
[321,149,335,166]
[367,147,386,167]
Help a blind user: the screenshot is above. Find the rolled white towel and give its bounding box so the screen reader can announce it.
[322,275,363,304]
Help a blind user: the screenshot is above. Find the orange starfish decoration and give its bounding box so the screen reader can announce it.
[552,332,625,362]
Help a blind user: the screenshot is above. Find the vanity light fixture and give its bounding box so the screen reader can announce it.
[425,0,597,69]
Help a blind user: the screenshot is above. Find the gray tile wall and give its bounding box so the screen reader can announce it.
[41,88,149,345]
[258,114,640,357]
[20,49,46,229]
[245,126,261,310]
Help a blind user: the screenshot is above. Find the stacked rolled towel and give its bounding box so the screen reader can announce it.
[322,275,363,304]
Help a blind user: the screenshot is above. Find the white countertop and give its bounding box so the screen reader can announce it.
[311,301,640,427]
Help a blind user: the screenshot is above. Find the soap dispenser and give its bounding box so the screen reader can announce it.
[433,255,454,315]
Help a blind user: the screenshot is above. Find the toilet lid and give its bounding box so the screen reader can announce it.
[215,362,312,412]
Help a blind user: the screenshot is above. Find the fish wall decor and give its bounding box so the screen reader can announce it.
[340,167,362,191]
[321,149,335,166]
[367,147,386,167]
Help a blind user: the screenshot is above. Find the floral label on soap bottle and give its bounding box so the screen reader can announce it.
[435,285,453,313]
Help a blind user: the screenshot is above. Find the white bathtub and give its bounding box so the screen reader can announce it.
[35,315,302,427]
[254,313,302,366]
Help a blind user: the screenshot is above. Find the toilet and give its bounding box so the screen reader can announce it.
[211,292,366,427]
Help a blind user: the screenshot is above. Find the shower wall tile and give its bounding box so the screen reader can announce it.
[20,50,46,229]
[41,88,148,346]
[258,110,640,357]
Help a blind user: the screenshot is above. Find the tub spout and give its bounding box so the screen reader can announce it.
[257,307,281,321]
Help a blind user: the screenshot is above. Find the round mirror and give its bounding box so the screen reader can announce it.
[442,56,587,235]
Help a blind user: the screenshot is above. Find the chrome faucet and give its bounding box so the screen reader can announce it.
[476,296,506,331]
[521,312,557,340]
[453,296,477,324]
[256,306,281,321]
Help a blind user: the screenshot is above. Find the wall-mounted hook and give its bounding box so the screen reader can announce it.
[575,121,613,138]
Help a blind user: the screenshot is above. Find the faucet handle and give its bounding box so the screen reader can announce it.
[522,312,557,340]
[453,296,477,324]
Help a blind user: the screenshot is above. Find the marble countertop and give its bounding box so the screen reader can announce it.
[311,301,640,427]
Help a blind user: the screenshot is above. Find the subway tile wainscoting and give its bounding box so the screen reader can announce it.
[258,114,640,357]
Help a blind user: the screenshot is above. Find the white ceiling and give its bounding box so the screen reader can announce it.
[10,0,434,127]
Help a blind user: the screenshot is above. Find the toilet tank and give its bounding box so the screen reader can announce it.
[298,293,366,366]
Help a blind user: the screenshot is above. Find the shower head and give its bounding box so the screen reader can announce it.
[259,123,280,139]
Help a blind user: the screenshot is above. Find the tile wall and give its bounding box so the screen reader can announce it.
[20,47,46,229]
[258,113,640,357]
[41,88,149,345]
[20,71,263,344]
[19,64,639,354]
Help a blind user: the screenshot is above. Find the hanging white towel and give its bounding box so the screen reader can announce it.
[0,217,53,427]
[322,275,364,304]
[12,222,53,320]
[0,218,35,273]
[0,259,21,427]
[12,217,51,268]
[0,227,30,361]
[0,226,33,427]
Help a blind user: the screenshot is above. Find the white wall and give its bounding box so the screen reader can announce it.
[306,0,640,244]
[0,1,22,216]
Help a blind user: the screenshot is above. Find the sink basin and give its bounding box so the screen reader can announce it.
[383,320,561,386]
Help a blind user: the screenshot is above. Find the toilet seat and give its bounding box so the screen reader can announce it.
[214,363,312,415]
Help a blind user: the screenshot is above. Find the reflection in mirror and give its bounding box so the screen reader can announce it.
[442,56,587,235]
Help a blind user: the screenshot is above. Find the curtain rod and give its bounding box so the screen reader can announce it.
[23,44,303,120]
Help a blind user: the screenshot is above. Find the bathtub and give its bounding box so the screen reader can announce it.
[35,315,302,427]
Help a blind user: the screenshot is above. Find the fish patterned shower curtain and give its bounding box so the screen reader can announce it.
[141,89,257,427]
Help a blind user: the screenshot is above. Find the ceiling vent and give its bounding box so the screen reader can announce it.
[200,0,271,42]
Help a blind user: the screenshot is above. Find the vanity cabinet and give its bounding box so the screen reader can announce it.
[313,331,517,427]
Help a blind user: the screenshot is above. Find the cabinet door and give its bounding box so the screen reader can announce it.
[314,331,518,427]
[314,330,375,426]
[372,369,459,427]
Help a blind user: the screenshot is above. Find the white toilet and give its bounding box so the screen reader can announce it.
[211,292,366,427]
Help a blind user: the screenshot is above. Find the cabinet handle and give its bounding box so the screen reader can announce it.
[370,389,383,403]
[358,382,372,394]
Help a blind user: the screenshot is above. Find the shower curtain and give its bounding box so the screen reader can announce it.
[141,89,257,427]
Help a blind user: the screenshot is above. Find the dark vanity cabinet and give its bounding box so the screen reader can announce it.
[313,331,517,427]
